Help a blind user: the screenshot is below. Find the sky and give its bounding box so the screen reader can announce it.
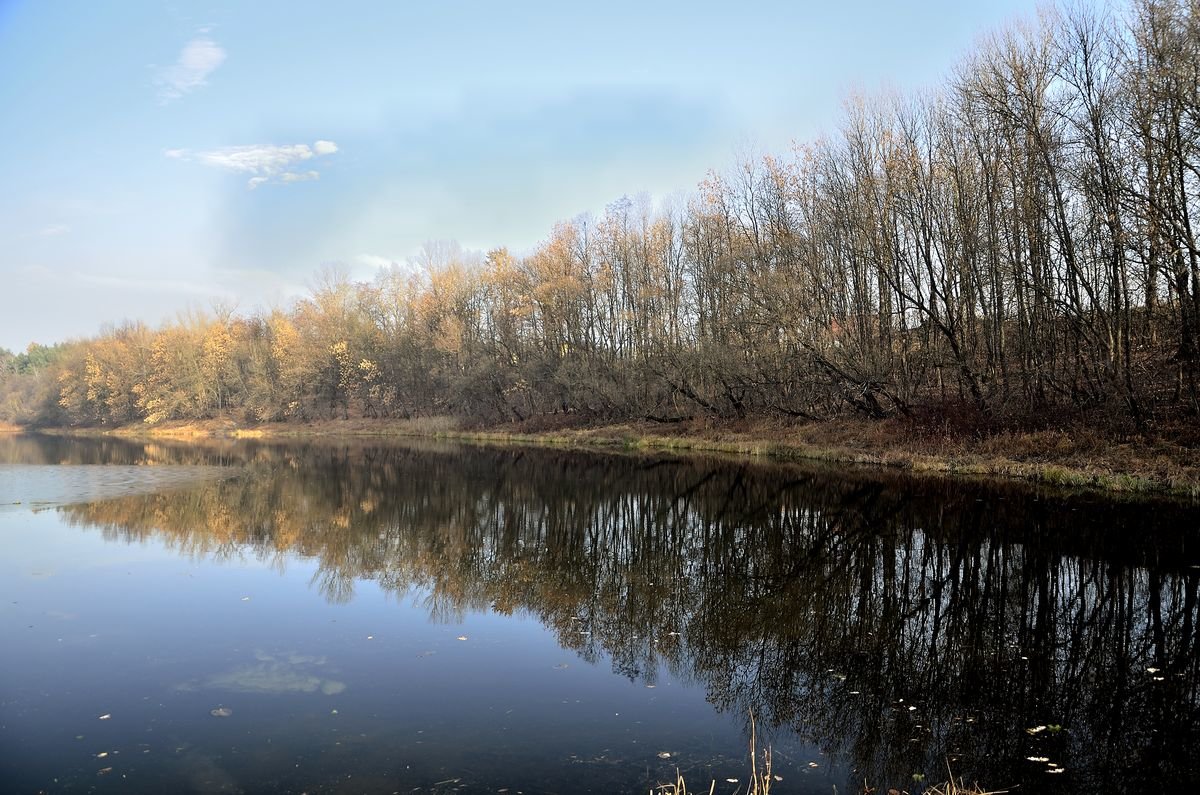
[0,0,1042,352]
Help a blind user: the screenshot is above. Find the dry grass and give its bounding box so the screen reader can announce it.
[651,772,715,795]
[430,416,1200,497]
[924,764,1009,795]
[696,419,1190,495]
[652,711,773,795]
[925,784,1007,795]
[746,714,774,795]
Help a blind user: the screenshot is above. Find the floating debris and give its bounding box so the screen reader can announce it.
[1026,725,1047,735]
[97,767,113,776]
[210,707,233,718]
[95,752,109,759]
[657,752,672,759]
[366,635,374,640]
[456,635,469,641]
[726,778,739,783]
[98,714,111,721]
[808,762,819,768]
[240,597,250,602]
[1146,667,1160,673]
[1026,756,1050,763]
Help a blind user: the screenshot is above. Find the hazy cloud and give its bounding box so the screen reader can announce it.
[35,224,70,237]
[71,271,229,297]
[166,141,339,188]
[356,253,398,269]
[156,35,226,102]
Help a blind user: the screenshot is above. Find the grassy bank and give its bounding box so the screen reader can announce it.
[33,413,1200,499]
[440,418,1200,498]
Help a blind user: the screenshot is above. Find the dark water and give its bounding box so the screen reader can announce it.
[1,434,1198,794]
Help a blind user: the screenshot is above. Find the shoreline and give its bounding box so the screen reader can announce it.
[25,415,1200,499]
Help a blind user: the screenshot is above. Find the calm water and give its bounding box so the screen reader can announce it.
[1,434,1198,793]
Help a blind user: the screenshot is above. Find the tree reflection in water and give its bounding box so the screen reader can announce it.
[34,436,1200,792]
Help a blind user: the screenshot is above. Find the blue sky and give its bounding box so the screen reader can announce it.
[0,0,1040,352]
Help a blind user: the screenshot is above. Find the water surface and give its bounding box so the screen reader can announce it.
[1,434,1198,793]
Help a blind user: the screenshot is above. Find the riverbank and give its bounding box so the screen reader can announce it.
[33,414,1200,499]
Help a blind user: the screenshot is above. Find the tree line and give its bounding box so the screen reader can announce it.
[5,0,1200,431]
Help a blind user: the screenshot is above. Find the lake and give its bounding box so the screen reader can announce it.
[1,433,1198,793]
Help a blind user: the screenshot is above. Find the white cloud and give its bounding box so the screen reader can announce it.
[156,36,226,102]
[166,141,339,188]
[279,170,320,183]
[194,144,315,174]
[35,224,70,237]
